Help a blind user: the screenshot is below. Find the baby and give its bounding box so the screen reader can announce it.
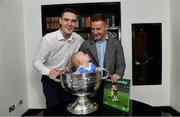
[71,51,101,74]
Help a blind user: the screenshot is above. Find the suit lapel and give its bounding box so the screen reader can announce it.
[89,39,99,66]
[104,33,114,67]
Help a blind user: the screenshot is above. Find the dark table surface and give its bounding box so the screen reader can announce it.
[43,99,161,116]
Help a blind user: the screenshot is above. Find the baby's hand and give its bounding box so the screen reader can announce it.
[63,64,72,73]
[72,71,81,77]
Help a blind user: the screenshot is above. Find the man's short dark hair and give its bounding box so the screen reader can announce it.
[61,8,78,17]
[91,13,107,24]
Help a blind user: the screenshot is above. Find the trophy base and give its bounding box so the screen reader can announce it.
[67,96,98,115]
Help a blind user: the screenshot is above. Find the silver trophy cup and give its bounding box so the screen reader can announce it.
[55,68,109,115]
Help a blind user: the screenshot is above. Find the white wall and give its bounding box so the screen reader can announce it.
[170,0,180,113]
[0,0,28,115]
[122,0,171,106]
[24,0,171,108]
[23,0,46,108]
[0,0,3,114]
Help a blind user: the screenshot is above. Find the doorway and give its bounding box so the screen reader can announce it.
[132,23,162,85]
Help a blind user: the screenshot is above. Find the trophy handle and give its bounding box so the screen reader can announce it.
[53,74,65,88]
[101,68,109,79]
[54,78,60,82]
[53,70,64,82]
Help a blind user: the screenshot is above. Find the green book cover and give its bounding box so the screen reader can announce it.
[103,78,131,112]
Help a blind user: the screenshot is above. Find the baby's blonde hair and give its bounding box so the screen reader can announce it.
[71,51,82,67]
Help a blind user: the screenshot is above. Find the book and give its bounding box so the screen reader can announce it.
[103,78,131,112]
[46,17,60,29]
[79,16,85,28]
[85,16,91,28]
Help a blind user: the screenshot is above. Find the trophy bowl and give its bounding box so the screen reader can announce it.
[59,68,109,115]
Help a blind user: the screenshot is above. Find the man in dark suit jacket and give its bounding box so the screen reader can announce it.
[79,13,126,106]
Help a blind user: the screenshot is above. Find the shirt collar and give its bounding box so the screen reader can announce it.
[105,34,108,40]
[57,29,74,41]
[95,33,108,42]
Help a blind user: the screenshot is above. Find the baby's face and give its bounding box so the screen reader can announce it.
[72,52,91,67]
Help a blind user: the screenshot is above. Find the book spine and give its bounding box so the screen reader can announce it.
[80,17,85,28]
[85,16,91,28]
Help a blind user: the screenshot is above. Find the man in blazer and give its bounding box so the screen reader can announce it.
[79,13,126,106]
